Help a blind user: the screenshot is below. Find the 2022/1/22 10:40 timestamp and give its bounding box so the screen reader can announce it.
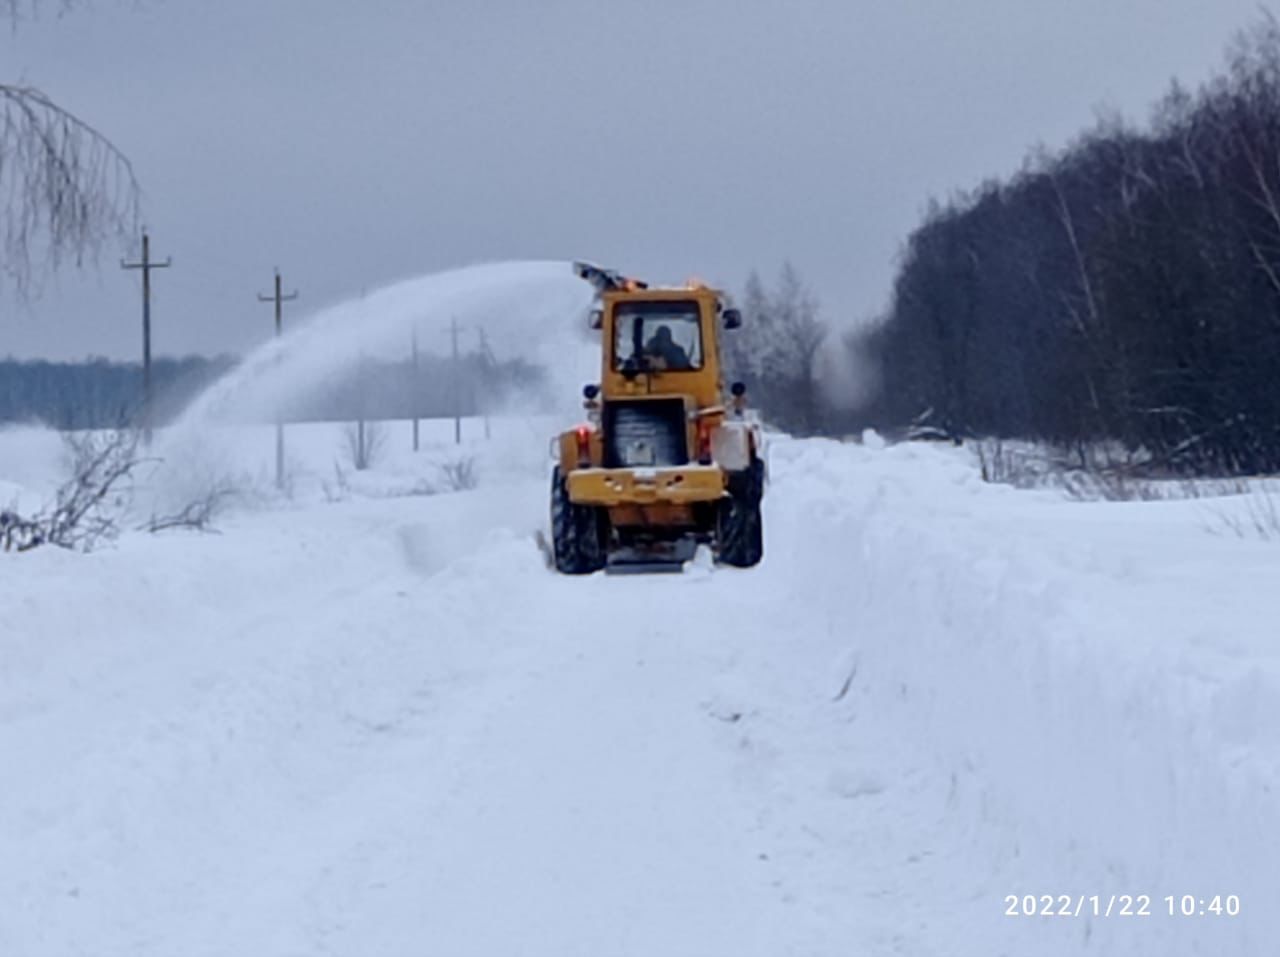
[1166,895,1241,917]
[1004,894,1241,917]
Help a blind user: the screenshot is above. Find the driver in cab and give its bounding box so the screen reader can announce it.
[643,324,692,370]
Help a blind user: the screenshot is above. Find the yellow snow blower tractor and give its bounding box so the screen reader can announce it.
[550,262,765,574]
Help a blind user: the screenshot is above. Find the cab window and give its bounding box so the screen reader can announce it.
[613,300,703,372]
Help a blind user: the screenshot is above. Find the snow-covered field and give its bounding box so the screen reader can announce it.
[2,418,1277,956]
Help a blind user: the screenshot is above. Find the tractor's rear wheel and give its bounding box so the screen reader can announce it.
[550,467,607,575]
[717,458,764,568]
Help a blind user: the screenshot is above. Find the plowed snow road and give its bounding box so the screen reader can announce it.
[3,434,1276,956]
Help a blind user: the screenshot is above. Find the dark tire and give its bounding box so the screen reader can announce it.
[550,467,607,575]
[717,457,764,568]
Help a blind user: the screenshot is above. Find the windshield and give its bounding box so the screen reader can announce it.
[613,300,703,372]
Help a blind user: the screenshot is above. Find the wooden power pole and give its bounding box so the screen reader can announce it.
[258,269,299,489]
[121,230,172,442]
[451,316,461,444]
[411,326,420,452]
[477,326,494,440]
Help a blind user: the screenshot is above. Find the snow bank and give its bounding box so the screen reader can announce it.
[1,427,1276,955]
[753,438,1279,953]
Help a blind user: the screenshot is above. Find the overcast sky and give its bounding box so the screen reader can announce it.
[0,0,1269,361]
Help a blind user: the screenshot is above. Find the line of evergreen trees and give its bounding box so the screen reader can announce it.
[0,356,237,429]
[0,352,547,429]
[849,17,1280,474]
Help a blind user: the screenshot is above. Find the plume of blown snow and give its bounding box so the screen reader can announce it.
[149,261,597,501]
[817,322,881,413]
[177,261,594,430]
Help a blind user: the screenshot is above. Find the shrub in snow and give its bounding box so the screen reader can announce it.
[138,480,238,534]
[439,456,479,492]
[1206,483,1280,540]
[342,420,386,471]
[1,429,232,552]
[322,462,352,502]
[3,429,141,552]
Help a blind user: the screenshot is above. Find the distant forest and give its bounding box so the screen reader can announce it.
[0,352,547,429]
[16,20,1280,468]
[0,356,237,429]
[847,16,1280,474]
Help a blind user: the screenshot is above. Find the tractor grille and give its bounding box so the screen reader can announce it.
[603,399,688,468]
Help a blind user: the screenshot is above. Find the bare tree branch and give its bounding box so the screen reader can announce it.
[139,482,236,534]
[0,80,139,295]
[3,0,95,30]
[2,429,147,552]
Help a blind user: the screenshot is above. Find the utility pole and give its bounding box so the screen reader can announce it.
[121,230,172,443]
[411,326,420,452]
[451,316,461,444]
[258,269,299,489]
[477,326,493,440]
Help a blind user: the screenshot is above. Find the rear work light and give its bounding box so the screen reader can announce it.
[696,418,713,465]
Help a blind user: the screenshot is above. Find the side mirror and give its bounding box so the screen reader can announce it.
[588,308,604,330]
[722,308,742,329]
[730,381,746,397]
[583,383,600,400]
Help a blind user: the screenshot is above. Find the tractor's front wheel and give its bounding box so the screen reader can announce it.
[717,457,764,568]
[550,467,607,574]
